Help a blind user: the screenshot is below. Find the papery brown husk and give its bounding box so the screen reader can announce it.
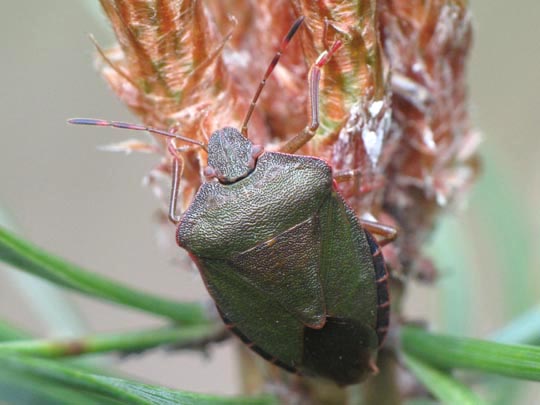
[96,0,478,402]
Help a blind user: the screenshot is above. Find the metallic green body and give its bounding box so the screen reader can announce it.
[177,130,380,384]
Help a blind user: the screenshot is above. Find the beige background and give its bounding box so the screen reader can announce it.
[0,1,539,399]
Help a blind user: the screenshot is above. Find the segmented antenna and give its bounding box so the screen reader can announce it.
[67,118,206,150]
[240,16,305,137]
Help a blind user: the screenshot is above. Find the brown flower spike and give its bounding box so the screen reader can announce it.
[92,0,478,399]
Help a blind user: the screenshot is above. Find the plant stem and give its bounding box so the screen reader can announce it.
[362,349,401,404]
[0,325,225,358]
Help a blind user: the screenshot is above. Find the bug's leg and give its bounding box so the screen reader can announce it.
[168,140,185,224]
[279,40,343,154]
[333,168,386,195]
[333,168,362,183]
[360,219,397,248]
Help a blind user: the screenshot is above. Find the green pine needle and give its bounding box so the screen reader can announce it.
[0,226,208,325]
[402,326,540,381]
[0,353,277,405]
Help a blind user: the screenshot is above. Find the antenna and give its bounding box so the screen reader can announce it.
[67,118,206,150]
[240,16,305,137]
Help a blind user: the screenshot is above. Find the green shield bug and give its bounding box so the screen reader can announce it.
[69,16,396,385]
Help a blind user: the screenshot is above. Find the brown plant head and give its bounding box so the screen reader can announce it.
[94,0,478,282]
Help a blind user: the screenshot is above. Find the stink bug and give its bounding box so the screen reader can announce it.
[70,16,396,385]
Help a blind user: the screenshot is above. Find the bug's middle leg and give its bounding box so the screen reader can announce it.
[333,168,388,197]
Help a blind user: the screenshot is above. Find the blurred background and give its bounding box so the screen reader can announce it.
[0,0,538,400]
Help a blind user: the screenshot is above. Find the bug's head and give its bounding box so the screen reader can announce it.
[204,127,263,184]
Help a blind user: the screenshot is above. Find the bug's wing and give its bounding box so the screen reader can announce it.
[229,215,326,329]
[198,257,305,369]
[318,190,378,327]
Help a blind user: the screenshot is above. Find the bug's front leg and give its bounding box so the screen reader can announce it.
[167,140,186,224]
[279,40,343,154]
